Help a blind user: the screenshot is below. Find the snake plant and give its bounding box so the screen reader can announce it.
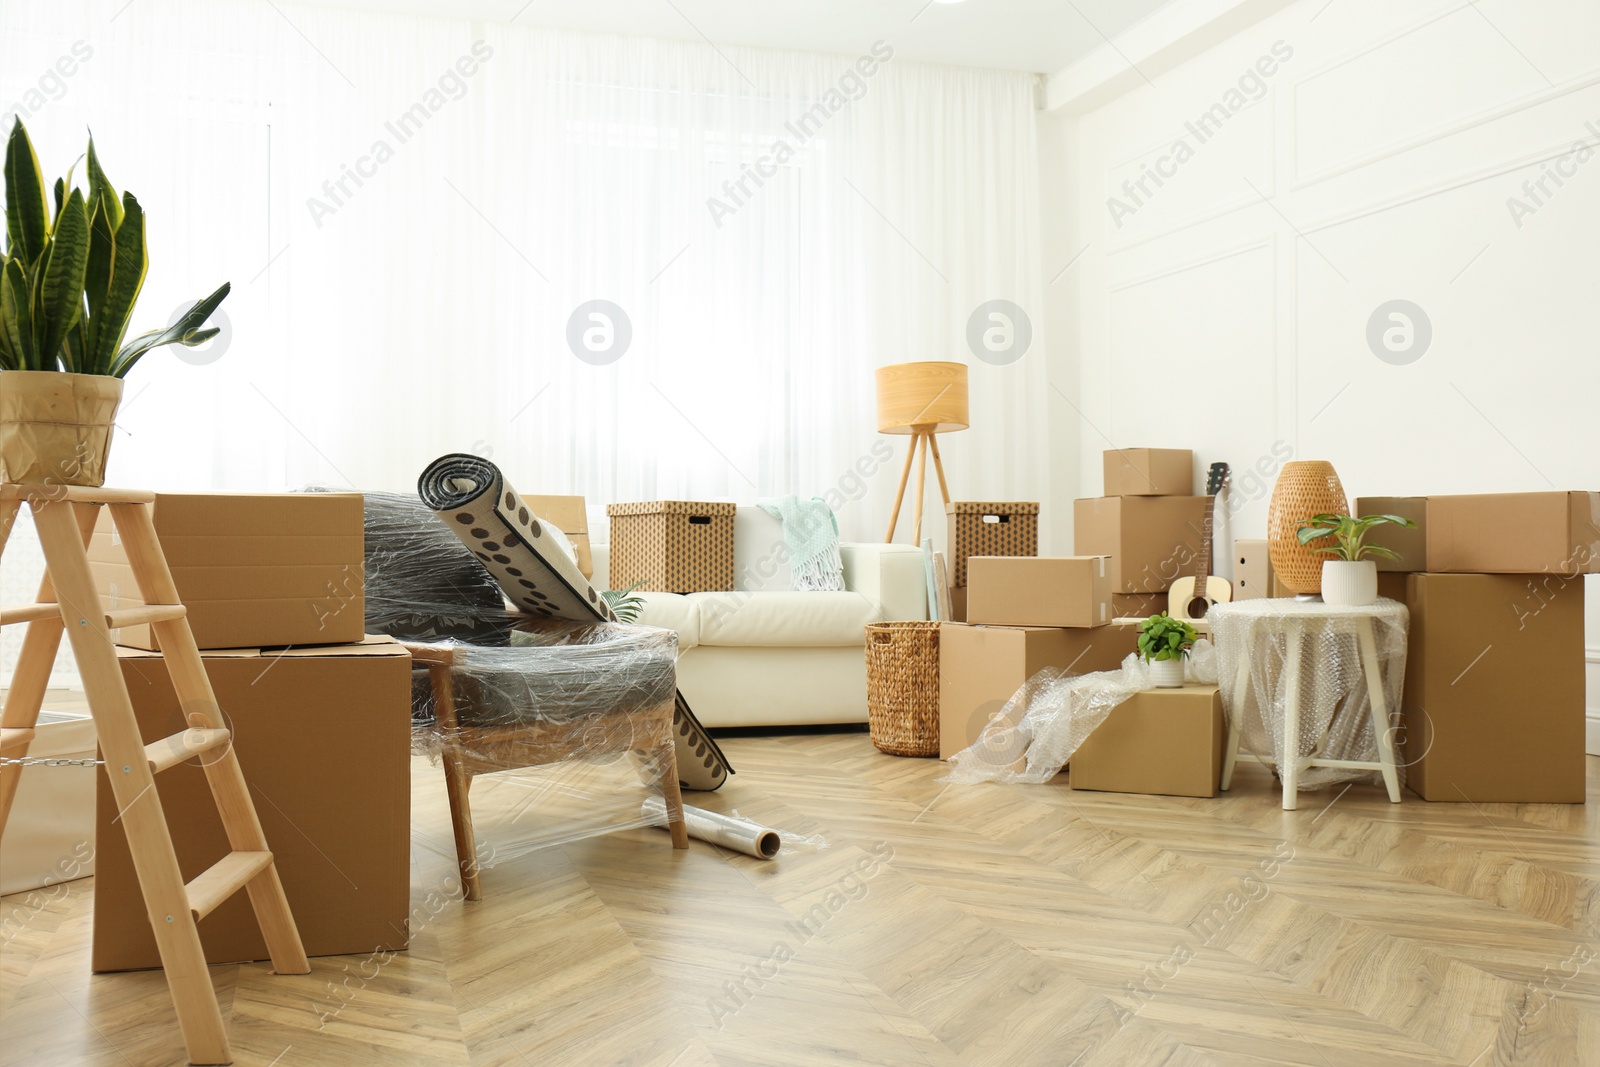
[1,117,228,377]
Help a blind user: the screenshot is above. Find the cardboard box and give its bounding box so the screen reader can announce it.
[1104,448,1193,497]
[939,622,1138,759]
[1399,573,1585,803]
[606,501,735,593]
[1377,572,1408,602]
[1112,592,1169,619]
[0,709,97,897]
[946,502,1039,588]
[93,638,412,970]
[1233,539,1273,601]
[949,586,967,623]
[1355,497,1428,572]
[1071,685,1224,798]
[1074,496,1210,594]
[89,492,364,651]
[525,494,593,579]
[967,556,1113,629]
[1425,492,1600,575]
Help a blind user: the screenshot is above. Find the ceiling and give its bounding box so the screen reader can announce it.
[300,0,1177,74]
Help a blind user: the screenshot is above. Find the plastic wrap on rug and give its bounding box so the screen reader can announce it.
[1209,598,1408,789]
[946,642,1220,785]
[416,453,732,790]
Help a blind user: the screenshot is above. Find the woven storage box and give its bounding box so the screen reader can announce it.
[946,502,1039,587]
[864,621,941,757]
[606,501,735,593]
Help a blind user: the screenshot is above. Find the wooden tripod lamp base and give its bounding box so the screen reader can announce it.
[876,362,969,544]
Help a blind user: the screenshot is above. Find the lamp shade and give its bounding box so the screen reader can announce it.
[875,362,970,434]
[1267,460,1350,595]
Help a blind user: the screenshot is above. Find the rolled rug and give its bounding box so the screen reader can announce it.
[641,797,780,859]
[417,453,732,790]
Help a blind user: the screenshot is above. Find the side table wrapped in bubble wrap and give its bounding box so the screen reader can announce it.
[1209,598,1408,810]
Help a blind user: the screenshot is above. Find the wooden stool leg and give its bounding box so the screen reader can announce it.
[1219,640,1253,791]
[1280,628,1304,811]
[33,499,234,1065]
[1358,620,1402,803]
[428,662,483,901]
[884,436,918,543]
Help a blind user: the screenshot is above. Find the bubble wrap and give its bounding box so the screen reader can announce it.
[946,640,1220,784]
[1209,598,1409,790]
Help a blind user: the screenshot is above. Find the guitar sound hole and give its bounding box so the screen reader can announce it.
[1187,597,1211,619]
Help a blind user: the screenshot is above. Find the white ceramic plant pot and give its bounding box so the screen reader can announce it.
[1148,658,1185,688]
[1320,560,1378,607]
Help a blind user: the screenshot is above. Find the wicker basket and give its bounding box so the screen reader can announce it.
[864,621,941,757]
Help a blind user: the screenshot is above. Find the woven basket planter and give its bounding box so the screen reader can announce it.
[864,621,940,757]
[1267,460,1349,595]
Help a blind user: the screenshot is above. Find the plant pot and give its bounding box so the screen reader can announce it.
[1320,559,1378,607]
[1147,657,1185,688]
[0,371,123,487]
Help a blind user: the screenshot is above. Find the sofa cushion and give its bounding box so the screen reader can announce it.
[634,592,702,650]
[692,591,880,647]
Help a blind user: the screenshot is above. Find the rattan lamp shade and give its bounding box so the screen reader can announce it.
[875,362,969,434]
[1267,460,1350,595]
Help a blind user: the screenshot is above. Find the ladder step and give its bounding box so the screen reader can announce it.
[0,727,36,752]
[104,605,187,629]
[0,603,60,626]
[145,728,231,775]
[185,851,274,922]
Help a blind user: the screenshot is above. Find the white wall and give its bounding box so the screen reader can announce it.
[1045,0,1600,751]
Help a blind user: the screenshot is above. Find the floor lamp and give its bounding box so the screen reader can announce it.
[877,361,969,543]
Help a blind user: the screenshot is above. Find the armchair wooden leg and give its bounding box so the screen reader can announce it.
[656,703,689,850]
[427,662,483,901]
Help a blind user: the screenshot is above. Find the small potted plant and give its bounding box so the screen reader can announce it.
[1,118,229,487]
[1295,513,1419,606]
[1138,612,1197,688]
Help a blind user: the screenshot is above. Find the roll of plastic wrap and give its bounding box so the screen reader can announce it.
[641,797,780,859]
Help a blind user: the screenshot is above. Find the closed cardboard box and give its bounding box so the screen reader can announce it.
[1355,497,1428,572]
[966,556,1113,629]
[90,492,364,651]
[1075,496,1210,594]
[525,494,593,579]
[939,622,1138,759]
[1112,592,1169,619]
[606,501,735,593]
[946,502,1039,588]
[93,638,412,971]
[1071,685,1224,798]
[1399,573,1585,803]
[1104,448,1193,497]
[1233,539,1274,601]
[949,586,967,623]
[1426,492,1600,575]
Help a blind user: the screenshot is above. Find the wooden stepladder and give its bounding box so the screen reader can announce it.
[0,484,308,1066]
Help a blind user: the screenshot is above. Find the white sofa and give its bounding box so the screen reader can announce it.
[590,507,928,727]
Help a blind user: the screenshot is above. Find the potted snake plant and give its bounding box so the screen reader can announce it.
[1,118,229,487]
[1296,512,1418,606]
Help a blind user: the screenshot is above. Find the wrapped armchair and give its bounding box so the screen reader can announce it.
[359,491,687,901]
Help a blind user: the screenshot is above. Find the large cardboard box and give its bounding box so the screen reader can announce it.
[939,622,1138,759]
[1426,492,1600,575]
[1112,592,1169,619]
[606,501,735,593]
[525,494,593,579]
[1071,685,1224,798]
[89,492,364,651]
[1400,574,1585,803]
[93,638,412,971]
[1233,539,1274,601]
[1104,448,1193,497]
[0,709,97,896]
[966,556,1113,629]
[945,502,1039,588]
[1074,496,1210,594]
[1355,497,1428,572]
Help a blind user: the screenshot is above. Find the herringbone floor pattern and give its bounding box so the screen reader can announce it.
[2,731,1597,1066]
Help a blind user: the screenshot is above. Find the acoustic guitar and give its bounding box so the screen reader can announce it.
[1167,461,1232,621]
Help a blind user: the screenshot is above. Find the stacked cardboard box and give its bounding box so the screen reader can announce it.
[1077,449,1209,598]
[944,502,1039,622]
[83,492,416,965]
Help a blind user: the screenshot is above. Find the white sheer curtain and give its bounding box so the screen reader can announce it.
[2,0,1046,542]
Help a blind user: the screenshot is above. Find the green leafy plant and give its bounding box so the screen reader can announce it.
[1295,513,1417,562]
[1138,612,1198,662]
[1,118,229,378]
[601,582,646,623]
